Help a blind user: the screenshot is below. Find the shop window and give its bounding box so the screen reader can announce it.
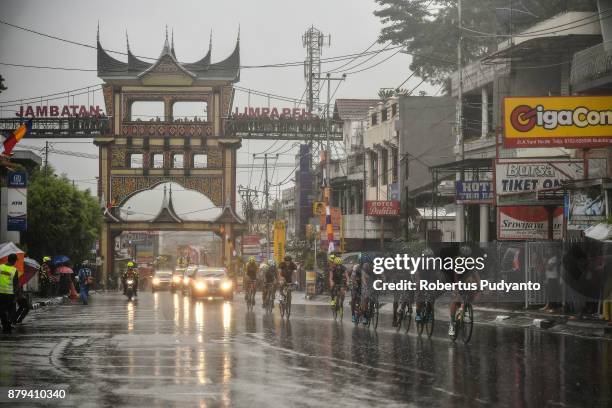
[130,153,143,169]
[381,148,388,185]
[370,152,378,187]
[382,108,388,122]
[193,154,208,168]
[371,113,378,126]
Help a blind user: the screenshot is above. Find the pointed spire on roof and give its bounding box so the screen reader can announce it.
[209,29,213,58]
[126,29,130,51]
[162,184,168,206]
[171,28,176,58]
[237,24,240,44]
[96,21,100,42]
[152,183,183,223]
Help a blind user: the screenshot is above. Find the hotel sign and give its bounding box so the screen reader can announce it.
[504,96,612,147]
[16,105,104,118]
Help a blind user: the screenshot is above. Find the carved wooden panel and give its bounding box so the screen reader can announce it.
[121,123,213,137]
[111,148,127,168]
[102,84,114,118]
[111,176,223,206]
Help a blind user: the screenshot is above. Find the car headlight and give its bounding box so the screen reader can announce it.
[221,280,232,291]
[173,276,181,283]
[127,279,134,285]
[195,281,206,291]
[152,277,160,285]
[183,277,190,285]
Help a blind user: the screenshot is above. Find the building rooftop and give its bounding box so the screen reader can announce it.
[97,26,240,84]
[333,99,380,121]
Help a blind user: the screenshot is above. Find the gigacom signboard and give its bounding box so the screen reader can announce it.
[504,96,612,148]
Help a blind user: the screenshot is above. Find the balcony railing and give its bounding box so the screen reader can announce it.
[571,42,612,90]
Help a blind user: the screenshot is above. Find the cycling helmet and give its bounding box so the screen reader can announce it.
[334,257,342,265]
[42,256,51,263]
[248,256,256,263]
[422,247,434,257]
[127,261,135,267]
[329,254,336,262]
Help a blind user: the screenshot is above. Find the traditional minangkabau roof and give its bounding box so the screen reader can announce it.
[215,198,245,224]
[152,185,183,223]
[97,25,240,83]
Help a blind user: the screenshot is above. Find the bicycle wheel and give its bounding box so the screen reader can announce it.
[373,301,380,330]
[279,298,285,318]
[425,302,435,338]
[405,304,413,335]
[395,307,405,332]
[286,290,292,319]
[332,297,338,321]
[339,296,344,321]
[461,303,474,344]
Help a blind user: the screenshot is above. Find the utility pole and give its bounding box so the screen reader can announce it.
[238,185,258,233]
[313,73,345,207]
[456,0,465,243]
[44,141,49,187]
[253,154,271,261]
[264,154,270,261]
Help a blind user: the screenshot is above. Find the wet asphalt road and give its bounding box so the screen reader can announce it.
[0,291,610,408]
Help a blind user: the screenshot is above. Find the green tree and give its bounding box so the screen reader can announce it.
[25,167,102,263]
[373,0,597,85]
[0,74,6,93]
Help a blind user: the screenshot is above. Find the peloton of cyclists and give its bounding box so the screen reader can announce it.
[260,260,277,308]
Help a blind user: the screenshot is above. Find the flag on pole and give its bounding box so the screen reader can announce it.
[1,120,32,156]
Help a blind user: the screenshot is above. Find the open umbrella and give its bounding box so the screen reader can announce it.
[21,257,41,286]
[52,255,70,266]
[56,265,74,274]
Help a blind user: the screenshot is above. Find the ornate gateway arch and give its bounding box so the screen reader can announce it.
[95,28,245,283]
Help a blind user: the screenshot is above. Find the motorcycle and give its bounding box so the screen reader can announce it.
[125,279,136,301]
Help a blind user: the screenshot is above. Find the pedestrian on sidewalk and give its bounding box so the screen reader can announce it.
[0,254,20,334]
[77,261,93,305]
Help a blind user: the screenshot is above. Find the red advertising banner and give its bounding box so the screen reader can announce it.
[497,206,563,240]
[242,234,262,246]
[365,200,400,217]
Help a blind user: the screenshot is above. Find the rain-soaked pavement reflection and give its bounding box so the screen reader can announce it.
[0,292,610,407]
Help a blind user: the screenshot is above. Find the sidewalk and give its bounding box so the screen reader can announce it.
[294,291,612,339]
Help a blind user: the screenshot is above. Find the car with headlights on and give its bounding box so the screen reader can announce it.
[151,270,173,292]
[171,267,185,292]
[181,265,198,294]
[188,267,234,300]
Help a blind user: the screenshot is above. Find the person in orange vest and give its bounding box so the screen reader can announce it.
[0,254,19,334]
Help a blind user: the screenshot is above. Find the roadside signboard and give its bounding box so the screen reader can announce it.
[504,96,612,147]
[365,200,400,217]
[567,186,606,231]
[7,171,27,231]
[495,161,583,197]
[455,181,494,204]
[273,220,286,265]
[497,206,563,240]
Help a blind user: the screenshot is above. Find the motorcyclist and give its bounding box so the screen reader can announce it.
[122,261,139,297]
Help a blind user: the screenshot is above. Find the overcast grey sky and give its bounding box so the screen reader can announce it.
[0,0,432,209]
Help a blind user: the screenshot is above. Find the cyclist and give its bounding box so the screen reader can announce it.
[445,245,480,337]
[244,256,258,304]
[350,263,361,322]
[260,261,277,308]
[329,256,348,308]
[414,247,435,324]
[278,255,296,286]
[356,252,375,325]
